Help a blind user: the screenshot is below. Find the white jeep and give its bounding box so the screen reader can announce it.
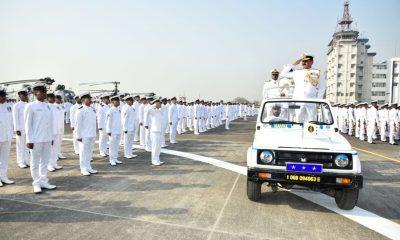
[247,98,363,210]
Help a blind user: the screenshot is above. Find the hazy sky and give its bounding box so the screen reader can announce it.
[1,0,399,101]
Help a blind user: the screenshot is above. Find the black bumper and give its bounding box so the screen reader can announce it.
[248,167,363,189]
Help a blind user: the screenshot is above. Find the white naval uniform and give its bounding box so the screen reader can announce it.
[138,103,146,146]
[144,104,153,151]
[193,104,201,134]
[379,109,389,142]
[161,104,169,147]
[148,106,163,165]
[133,101,141,141]
[122,104,136,158]
[70,103,81,155]
[348,107,355,136]
[280,65,325,99]
[75,105,97,173]
[358,107,367,141]
[12,101,30,167]
[225,105,231,130]
[389,108,399,144]
[106,106,122,164]
[49,103,65,169]
[168,103,179,143]
[63,102,73,124]
[0,102,13,182]
[367,106,379,143]
[25,101,54,187]
[97,103,110,156]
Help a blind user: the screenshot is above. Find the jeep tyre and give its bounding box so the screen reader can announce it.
[334,188,359,210]
[247,180,261,201]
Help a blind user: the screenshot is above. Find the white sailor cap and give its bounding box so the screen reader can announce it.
[32,83,47,91]
[151,98,161,104]
[79,92,91,99]
[123,95,133,101]
[110,95,120,101]
[17,88,28,94]
[270,68,279,74]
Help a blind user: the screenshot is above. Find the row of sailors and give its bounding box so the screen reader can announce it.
[0,85,257,193]
[332,101,400,145]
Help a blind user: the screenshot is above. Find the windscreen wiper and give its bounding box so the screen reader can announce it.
[308,121,331,125]
[270,121,301,125]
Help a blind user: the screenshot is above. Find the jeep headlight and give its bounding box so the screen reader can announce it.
[259,150,274,164]
[334,154,349,168]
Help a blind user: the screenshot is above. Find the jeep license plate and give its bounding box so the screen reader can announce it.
[285,162,323,173]
[285,174,321,183]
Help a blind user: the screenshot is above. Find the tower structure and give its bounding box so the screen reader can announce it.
[325,1,376,104]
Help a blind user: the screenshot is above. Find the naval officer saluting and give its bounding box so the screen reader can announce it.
[75,93,98,176]
[280,54,326,99]
[25,83,56,193]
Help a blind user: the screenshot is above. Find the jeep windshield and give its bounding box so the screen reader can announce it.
[261,101,333,125]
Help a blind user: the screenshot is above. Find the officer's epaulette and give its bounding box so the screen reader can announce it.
[78,106,83,109]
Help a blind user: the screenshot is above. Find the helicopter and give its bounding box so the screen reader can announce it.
[78,81,155,98]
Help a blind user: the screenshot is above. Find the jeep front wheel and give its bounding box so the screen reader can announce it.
[247,180,261,201]
[334,188,359,210]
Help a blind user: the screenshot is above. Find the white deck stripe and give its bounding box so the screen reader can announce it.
[63,138,400,239]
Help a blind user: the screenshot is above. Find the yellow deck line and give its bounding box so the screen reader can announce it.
[352,146,400,164]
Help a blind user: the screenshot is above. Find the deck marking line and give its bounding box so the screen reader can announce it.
[63,138,400,239]
[352,146,400,164]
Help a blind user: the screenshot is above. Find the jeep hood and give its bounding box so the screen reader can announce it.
[253,129,352,151]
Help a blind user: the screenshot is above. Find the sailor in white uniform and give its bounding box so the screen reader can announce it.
[12,89,30,169]
[121,95,137,159]
[168,97,179,143]
[97,94,110,157]
[147,99,164,166]
[144,97,154,151]
[378,104,389,142]
[75,93,98,176]
[138,97,147,146]
[280,54,326,99]
[0,88,15,187]
[161,98,169,147]
[47,93,64,172]
[70,96,82,155]
[106,95,123,166]
[263,69,284,99]
[367,101,379,144]
[25,83,57,193]
[133,95,141,142]
[63,101,73,124]
[225,103,232,130]
[388,104,399,145]
[193,100,201,135]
